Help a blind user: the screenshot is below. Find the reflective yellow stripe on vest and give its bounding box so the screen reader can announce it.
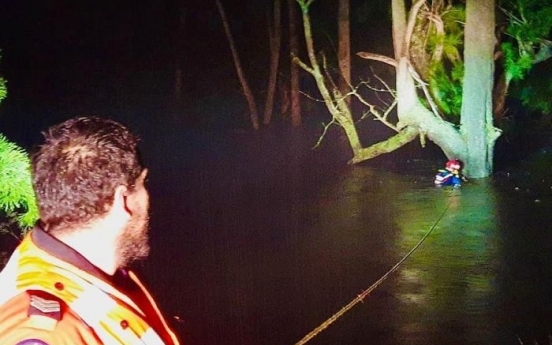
[15,236,169,345]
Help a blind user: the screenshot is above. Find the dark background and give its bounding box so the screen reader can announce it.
[3,3,552,345]
[0,0,394,147]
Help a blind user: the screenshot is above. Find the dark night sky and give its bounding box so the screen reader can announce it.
[0,0,391,146]
[0,1,181,101]
[0,0,201,144]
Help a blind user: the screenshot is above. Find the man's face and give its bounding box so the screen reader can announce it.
[116,169,151,268]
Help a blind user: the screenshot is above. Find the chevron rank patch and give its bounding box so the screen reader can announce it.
[27,292,62,320]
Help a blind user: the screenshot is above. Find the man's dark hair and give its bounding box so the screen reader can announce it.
[31,116,144,233]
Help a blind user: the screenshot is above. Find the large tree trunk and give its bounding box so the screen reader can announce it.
[216,0,260,130]
[263,0,282,125]
[338,0,350,104]
[460,0,499,177]
[288,0,301,126]
[391,0,407,60]
[395,57,467,160]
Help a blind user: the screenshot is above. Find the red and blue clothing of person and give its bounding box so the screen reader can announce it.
[434,159,466,188]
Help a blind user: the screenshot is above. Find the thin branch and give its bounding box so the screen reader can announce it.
[372,72,396,99]
[356,52,397,67]
[355,94,399,131]
[357,79,388,94]
[345,77,399,132]
[292,55,315,75]
[312,118,337,149]
[299,90,326,103]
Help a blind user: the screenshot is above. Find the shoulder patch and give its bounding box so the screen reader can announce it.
[27,291,61,321]
[16,340,50,345]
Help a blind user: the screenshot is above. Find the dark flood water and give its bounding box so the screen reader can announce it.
[137,125,552,345]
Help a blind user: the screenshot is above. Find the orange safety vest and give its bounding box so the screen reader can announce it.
[0,233,180,345]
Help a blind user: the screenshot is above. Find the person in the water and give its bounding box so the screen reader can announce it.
[434,159,466,188]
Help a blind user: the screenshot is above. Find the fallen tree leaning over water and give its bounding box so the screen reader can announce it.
[294,0,508,178]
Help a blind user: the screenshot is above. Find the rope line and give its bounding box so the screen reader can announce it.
[293,197,453,345]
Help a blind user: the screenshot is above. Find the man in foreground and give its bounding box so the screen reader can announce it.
[0,116,180,345]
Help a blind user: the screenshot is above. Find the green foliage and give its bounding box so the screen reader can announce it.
[500,0,552,81]
[422,5,466,121]
[520,87,552,115]
[0,134,38,236]
[420,0,552,120]
[504,0,552,41]
[0,52,7,104]
[511,61,552,116]
[0,50,35,240]
[0,78,6,104]
[500,42,533,80]
[497,0,552,116]
[440,7,465,55]
[428,62,464,119]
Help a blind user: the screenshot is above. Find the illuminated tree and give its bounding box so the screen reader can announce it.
[295,0,503,177]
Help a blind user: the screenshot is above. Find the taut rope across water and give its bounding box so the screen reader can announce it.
[293,196,454,345]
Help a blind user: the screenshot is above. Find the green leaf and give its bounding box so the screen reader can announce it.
[0,134,39,233]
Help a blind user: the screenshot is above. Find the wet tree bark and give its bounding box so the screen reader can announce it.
[263,0,282,125]
[215,0,260,130]
[288,0,302,126]
[338,0,350,105]
[460,0,497,177]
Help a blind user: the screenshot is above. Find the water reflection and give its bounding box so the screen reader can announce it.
[394,180,502,345]
[140,130,552,345]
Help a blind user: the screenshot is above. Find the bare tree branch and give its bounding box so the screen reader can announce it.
[292,55,314,74]
[312,118,337,149]
[356,52,397,67]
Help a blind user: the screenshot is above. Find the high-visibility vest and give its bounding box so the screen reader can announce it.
[0,233,180,345]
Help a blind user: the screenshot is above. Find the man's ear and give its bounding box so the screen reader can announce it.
[113,185,131,216]
[137,168,148,185]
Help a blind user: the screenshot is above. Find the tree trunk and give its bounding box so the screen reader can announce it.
[338,0,351,104]
[492,71,510,119]
[460,0,499,177]
[288,0,301,126]
[391,0,407,60]
[263,0,282,125]
[216,0,260,130]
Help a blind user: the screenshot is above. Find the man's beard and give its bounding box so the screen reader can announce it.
[116,208,150,268]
